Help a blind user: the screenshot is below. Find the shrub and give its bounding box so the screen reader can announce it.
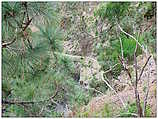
[119,102,151,117]
[94,2,130,22]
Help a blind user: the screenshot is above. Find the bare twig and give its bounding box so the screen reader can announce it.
[87,87,104,95]
[142,62,150,116]
[119,37,124,59]
[118,55,131,79]
[103,63,119,74]
[138,56,151,81]
[133,43,143,117]
[102,77,127,109]
[23,17,33,32]
[39,105,45,116]
[2,38,16,48]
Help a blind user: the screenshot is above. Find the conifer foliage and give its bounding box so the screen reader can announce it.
[2,2,89,117]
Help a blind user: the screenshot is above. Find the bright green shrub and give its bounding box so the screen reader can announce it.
[94,2,130,22]
[119,102,151,117]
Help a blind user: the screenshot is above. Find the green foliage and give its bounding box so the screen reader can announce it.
[6,105,27,117]
[139,2,156,19]
[137,31,156,54]
[106,34,143,61]
[2,79,12,99]
[120,102,151,117]
[96,35,139,79]
[2,2,90,117]
[94,2,130,22]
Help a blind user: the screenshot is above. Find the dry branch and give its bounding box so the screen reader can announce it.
[142,56,151,116]
[102,77,127,109]
[119,37,124,59]
[138,55,151,81]
[116,112,138,117]
[103,63,119,74]
[133,43,143,117]
[87,87,104,95]
[118,55,131,79]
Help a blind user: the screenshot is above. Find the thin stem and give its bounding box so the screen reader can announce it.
[118,55,131,79]
[102,77,127,109]
[119,37,124,59]
[87,87,104,95]
[133,43,143,117]
[103,63,119,74]
[138,56,151,81]
[142,61,150,116]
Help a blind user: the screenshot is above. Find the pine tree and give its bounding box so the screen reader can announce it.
[2,2,89,117]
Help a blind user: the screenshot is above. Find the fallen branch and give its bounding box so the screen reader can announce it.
[116,112,138,117]
[87,87,104,95]
[103,63,119,74]
[2,91,58,105]
[102,77,127,109]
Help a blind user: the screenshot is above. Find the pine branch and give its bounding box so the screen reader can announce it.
[2,38,16,48]
[23,17,33,32]
[2,81,59,105]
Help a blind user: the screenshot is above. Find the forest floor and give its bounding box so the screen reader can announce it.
[68,53,156,117]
